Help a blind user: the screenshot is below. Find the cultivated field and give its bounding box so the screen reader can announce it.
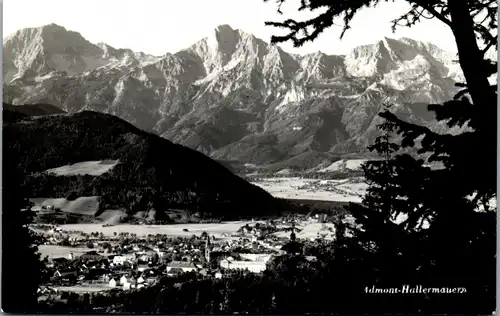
[251,177,367,203]
[44,160,119,176]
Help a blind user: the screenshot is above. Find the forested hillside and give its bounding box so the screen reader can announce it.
[4,104,280,220]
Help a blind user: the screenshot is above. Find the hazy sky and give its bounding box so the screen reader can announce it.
[3,0,458,56]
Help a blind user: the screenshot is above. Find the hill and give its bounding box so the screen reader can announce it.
[3,106,280,222]
[3,102,66,116]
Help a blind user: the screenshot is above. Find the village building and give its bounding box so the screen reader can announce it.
[123,282,131,290]
[219,259,267,273]
[305,256,318,262]
[101,274,111,283]
[146,277,157,284]
[166,267,184,277]
[166,261,197,273]
[137,264,150,272]
[112,254,135,265]
[120,275,130,285]
[238,253,272,263]
[108,278,117,287]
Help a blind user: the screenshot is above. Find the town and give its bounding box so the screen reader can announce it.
[32,212,338,303]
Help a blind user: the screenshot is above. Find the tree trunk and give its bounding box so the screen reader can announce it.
[448,0,495,106]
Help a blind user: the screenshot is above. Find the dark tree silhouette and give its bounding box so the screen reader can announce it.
[2,148,45,313]
[265,0,497,314]
[263,0,497,133]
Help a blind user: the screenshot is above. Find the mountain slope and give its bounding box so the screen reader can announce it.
[3,102,66,116]
[3,105,279,221]
[5,24,493,168]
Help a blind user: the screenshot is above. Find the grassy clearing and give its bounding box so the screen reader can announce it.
[31,196,100,215]
[45,160,119,176]
[97,209,128,224]
[317,159,366,173]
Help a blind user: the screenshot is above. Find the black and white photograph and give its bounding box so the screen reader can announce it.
[2,0,497,314]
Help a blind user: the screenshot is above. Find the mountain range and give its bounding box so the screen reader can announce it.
[4,23,494,170]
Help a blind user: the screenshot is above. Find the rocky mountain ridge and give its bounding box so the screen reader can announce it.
[5,23,493,168]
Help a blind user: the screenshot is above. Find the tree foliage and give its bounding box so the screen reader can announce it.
[264,0,496,313]
[2,141,46,312]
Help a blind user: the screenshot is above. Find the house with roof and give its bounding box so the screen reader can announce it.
[53,269,79,282]
[166,267,185,277]
[108,278,117,287]
[146,277,157,284]
[122,277,146,290]
[100,274,111,283]
[137,264,150,273]
[137,251,156,263]
[239,253,273,263]
[79,251,104,262]
[137,276,145,284]
[219,259,267,273]
[166,261,197,273]
[305,256,318,262]
[123,281,132,290]
[120,275,130,285]
[84,268,107,280]
[113,254,135,265]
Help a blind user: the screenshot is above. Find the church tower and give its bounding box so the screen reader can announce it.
[205,234,211,263]
[290,215,297,241]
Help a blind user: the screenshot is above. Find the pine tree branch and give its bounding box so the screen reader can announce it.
[378,110,439,146]
[481,38,497,55]
[412,1,452,27]
[264,0,383,46]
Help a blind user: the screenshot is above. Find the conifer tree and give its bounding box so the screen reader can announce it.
[264,0,497,313]
[2,145,45,312]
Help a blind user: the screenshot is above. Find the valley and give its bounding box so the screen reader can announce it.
[250,177,366,203]
[2,0,497,310]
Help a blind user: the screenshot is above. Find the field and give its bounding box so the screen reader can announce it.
[31,196,100,215]
[317,159,366,173]
[38,245,97,259]
[52,285,111,293]
[251,177,367,203]
[56,221,259,237]
[44,160,119,176]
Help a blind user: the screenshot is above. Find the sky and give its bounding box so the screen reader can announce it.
[3,0,458,56]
